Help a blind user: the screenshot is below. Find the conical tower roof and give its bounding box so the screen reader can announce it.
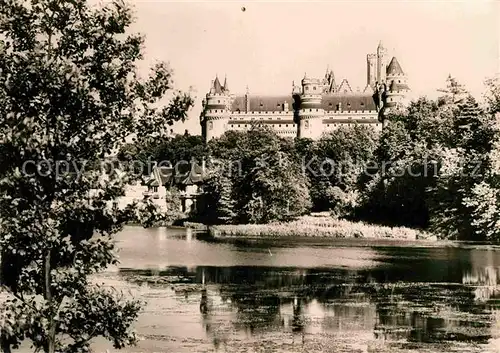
[223,75,228,91]
[213,75,223,94]
[386,57,405,76]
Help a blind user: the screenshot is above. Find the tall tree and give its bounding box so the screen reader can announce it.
[429,95,497,239]
[299,125,377,213]
[460,76,500,241]
[200,167,237,225]
[207,127,311,224]
[355,97,454,228]
[0,1,193,352]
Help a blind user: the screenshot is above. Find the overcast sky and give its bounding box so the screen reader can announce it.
[119,0,499,134]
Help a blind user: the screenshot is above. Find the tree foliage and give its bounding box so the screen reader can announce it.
[0,0,193,352]
[356,78,500,238]
[117,134,208,175]
[203,127,311,224]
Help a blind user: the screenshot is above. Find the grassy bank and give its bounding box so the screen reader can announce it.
[208,215,434,240]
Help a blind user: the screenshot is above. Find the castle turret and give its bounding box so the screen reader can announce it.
[376,41,388,83]
[384,57,410,110]
[201,75,231,141]
[367,53,376,87]
[297,74,324,139]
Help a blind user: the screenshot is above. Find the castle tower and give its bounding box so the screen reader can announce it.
[297,74,324,139]
[367,53,376,87]
[376,41,388,83]
[384,56,410,111]
[201,75,231,141]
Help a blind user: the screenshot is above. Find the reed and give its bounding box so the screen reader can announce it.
[209,215,431,240]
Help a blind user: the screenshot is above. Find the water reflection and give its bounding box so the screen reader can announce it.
[108,227,500,352]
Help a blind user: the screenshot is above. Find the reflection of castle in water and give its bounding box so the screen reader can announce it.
[175,263,500,348]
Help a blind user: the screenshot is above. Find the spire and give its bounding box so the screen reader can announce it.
[378,40,385,50]
[213,75,223,94]
[245,85,250,95]
[223,75,228,91]
[328,70,336,93]
[386,57,404,76]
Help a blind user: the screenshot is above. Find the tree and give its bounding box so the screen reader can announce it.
[460,77,500,241]
[306,125,377,214]
[200,168,236,225]
[484,75,500,115]
[207,127,311,224]
[0,1,193,352]
[237,150,311,223]
[154,134,207,167]
[428,96,497,239]
[355,99,444,228]
[118,134,208,176]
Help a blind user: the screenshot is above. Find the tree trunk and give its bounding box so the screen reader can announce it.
[1,335,12,353]
[44,250,55,353]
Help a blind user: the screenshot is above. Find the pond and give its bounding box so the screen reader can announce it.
[92,226,500,353]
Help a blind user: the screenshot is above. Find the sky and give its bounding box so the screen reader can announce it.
[113,0,499,134]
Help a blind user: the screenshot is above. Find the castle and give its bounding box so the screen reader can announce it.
[200,41,410,141]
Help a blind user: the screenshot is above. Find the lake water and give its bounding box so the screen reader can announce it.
[92,226,500,353]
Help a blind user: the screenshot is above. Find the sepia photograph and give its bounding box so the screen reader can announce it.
[0,0,499,352]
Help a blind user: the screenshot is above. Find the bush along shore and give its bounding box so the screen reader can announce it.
[205,215,435,241]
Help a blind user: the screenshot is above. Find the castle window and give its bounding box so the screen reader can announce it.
[218,100,220,103]
[327,124,330,127]
[398,80,401,83]
[313,86,316,90]
[279,124,281,127]
[316,109,318,112]
[305,86,309,91]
